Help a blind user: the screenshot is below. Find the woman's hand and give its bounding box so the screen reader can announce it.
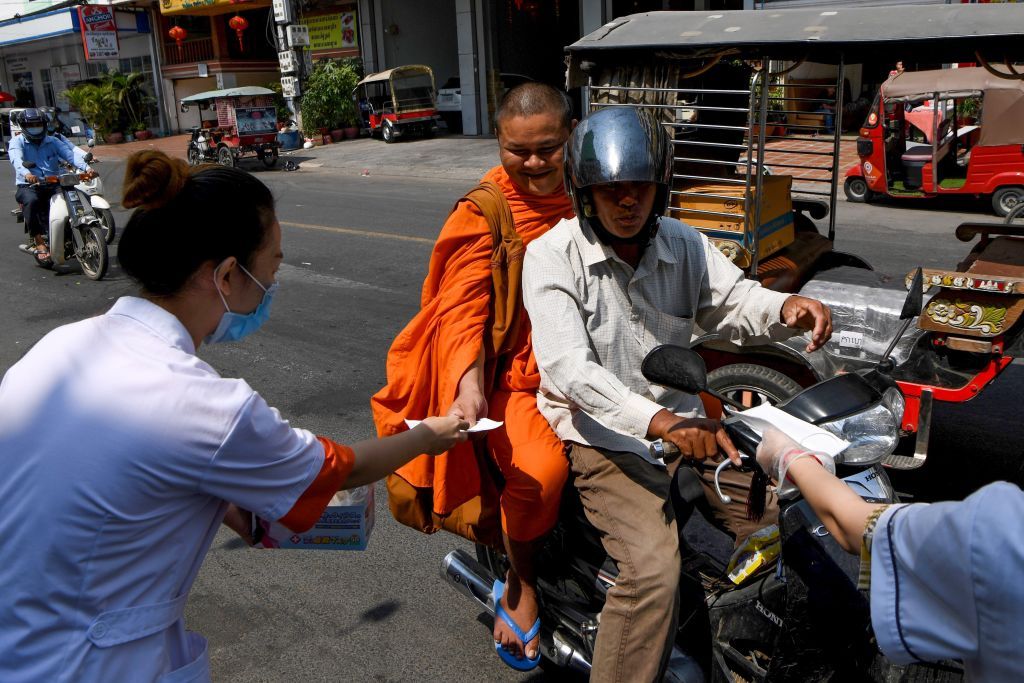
[755,426,835,499]
[416,415,470,455]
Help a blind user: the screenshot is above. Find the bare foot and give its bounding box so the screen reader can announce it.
[494,571,539,660]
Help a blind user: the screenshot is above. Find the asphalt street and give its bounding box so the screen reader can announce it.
[1,151,1020,682]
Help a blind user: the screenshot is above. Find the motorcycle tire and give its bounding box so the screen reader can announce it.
[187,147,200,166]
[844,176,871,203]
[1006,201,1024,225]
[217,146,235,168]
[77,225,108,281]
[707,363,803,409]
[262,149,279,168]
[382,120,396,144]
[993,186,1024,218]
[97,208,116,245]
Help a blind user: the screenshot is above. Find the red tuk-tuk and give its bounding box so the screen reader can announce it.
[180,86,281,168]
[844,67,1024,216]
[355,65,440,143]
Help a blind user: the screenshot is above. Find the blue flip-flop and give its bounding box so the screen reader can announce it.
[491,579,542,671]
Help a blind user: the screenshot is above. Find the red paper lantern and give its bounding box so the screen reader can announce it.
[229,15,249,52]
[168,25,187,58]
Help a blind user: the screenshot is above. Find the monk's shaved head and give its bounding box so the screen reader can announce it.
[494,82,573,136]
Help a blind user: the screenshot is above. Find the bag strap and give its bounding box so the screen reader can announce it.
[454,181,525,359]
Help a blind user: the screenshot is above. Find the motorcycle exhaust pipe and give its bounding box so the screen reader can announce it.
[441,550,593,675]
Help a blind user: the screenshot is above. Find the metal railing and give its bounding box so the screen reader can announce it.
[162,37,214,66]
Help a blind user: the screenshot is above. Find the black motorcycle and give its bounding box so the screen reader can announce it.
[443,271,962,681]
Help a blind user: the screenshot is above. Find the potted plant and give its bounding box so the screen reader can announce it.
[957,96,981,126]
[300,58,363,141]
[133,122,152,141]
[65,71,153,145]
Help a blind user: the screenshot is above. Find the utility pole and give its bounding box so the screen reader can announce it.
[272,0,309,132]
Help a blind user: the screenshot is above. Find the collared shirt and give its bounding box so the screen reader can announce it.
[523,217,792,461]
[8,133,86,186]
[0,297,345,683]
[870,482,1024,681]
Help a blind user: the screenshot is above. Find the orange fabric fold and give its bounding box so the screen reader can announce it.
[278,437,355,532]
[370,166,574,515]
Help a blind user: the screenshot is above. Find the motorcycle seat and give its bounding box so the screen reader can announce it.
[901,144,933,162]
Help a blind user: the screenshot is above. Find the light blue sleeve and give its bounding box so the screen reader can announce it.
[8,136,27,182]
[870,482,1024,665]
[52,136,81,170]
[198,392,325,523]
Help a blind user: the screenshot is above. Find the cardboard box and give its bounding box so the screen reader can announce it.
[253,485,375,551]
[672,174,795,267]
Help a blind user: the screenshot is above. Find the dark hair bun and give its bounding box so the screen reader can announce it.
[122,150,191,210]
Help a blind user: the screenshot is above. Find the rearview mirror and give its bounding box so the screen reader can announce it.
[641,345,708,395]
[902,267,924,319]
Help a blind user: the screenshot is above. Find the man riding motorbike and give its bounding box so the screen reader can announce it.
[522,106,833,682]
[8,108,91,264]
[41,107,91,168]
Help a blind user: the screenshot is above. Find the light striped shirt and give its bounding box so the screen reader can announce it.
[523,216,793,461]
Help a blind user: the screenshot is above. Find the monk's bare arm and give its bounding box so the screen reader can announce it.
[448,346,487,425]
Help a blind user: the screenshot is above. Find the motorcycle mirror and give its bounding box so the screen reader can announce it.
[901,267,924,319]
[641,345,709,395]
[878,267,925,370]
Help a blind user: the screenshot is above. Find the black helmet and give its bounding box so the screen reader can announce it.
[564,106,673,245]
[19,108,47,143]
[40,107,58,134]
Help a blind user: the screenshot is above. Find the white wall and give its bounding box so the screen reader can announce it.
[378,0,458,83]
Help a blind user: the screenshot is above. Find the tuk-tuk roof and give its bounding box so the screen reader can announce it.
[566,5,1024,82]
[881,67,1024,101]
[357,65,433,87]
[180,86,275,104]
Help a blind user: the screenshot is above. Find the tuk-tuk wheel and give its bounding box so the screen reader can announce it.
[217,146,235,168]
[844,177,870,203]
[382,120,396,144]
[992,186,1024,218]
[260,148,279,169]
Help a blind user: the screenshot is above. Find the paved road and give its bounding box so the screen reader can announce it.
[0,155,1019,681]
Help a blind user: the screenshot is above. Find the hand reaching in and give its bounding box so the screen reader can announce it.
[416,415,470,455]
[755,426,835,498]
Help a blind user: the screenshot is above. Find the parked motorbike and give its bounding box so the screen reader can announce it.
[14,162,108,280]
[443,272,961,681]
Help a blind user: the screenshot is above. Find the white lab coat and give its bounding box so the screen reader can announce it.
[0,297,326,682]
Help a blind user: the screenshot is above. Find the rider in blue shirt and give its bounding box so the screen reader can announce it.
[41,107,91,168]
[8,108,89,262]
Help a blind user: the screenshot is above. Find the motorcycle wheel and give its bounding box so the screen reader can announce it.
[262,149,279,168]
[382,120,396,144]
[844,176,871,203]
[96,208,116,244]
[187,146,200,166]
[1006,201,1024,225]
[707,364,803,409]
[77,225,108,281]
[217,146,235,168]
[993,186,1024,218]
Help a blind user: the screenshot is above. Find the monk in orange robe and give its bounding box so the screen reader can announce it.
[372,83,575,665]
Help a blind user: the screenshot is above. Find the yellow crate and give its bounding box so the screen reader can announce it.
[672,175,795,267]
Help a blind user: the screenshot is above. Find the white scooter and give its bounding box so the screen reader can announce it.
[15,163,108,280]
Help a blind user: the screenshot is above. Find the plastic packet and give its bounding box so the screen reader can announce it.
[726,524,781,585]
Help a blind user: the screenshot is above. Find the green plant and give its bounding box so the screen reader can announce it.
[300,58,362,136]
[64,71,153,139]
[957,96,981,120]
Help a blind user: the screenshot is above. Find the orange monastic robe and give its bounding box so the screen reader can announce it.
[371,165,574,540]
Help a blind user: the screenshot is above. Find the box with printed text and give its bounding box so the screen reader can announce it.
[253,485,374,551]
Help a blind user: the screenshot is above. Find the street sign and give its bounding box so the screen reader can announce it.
[272,0,293,25]
[278,50,298,73]
[281,76,301,98]
[286,25,310,48]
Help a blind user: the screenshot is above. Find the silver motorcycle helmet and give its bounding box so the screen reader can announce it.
[563,106,673,245]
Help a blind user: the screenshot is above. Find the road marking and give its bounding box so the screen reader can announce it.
[277,263,395,292]
[281,220,434,245]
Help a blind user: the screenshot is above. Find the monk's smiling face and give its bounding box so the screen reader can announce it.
[497,113,571,196]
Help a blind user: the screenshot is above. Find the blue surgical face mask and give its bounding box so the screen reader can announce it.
[25,126,45,138]
[205,261,278,344]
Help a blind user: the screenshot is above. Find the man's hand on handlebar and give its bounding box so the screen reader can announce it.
[648,409,742,465]
[25,173,39,184]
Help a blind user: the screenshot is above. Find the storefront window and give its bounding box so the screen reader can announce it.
[12,70,35,107]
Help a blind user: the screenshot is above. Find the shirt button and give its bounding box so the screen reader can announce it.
[89,622,108,639]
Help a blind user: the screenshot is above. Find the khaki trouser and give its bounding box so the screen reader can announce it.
[568,444,778,683]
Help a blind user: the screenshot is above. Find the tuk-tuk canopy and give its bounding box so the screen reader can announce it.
[566,5,1024,86]
[180,86,276,104]
[883,67,1024,148]
[881,67,1024,102]
[357,65,433,87]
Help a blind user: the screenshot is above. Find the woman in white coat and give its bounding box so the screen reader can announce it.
[0,151,466,682]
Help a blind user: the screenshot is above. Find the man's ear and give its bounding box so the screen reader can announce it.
[570,118,579,131]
